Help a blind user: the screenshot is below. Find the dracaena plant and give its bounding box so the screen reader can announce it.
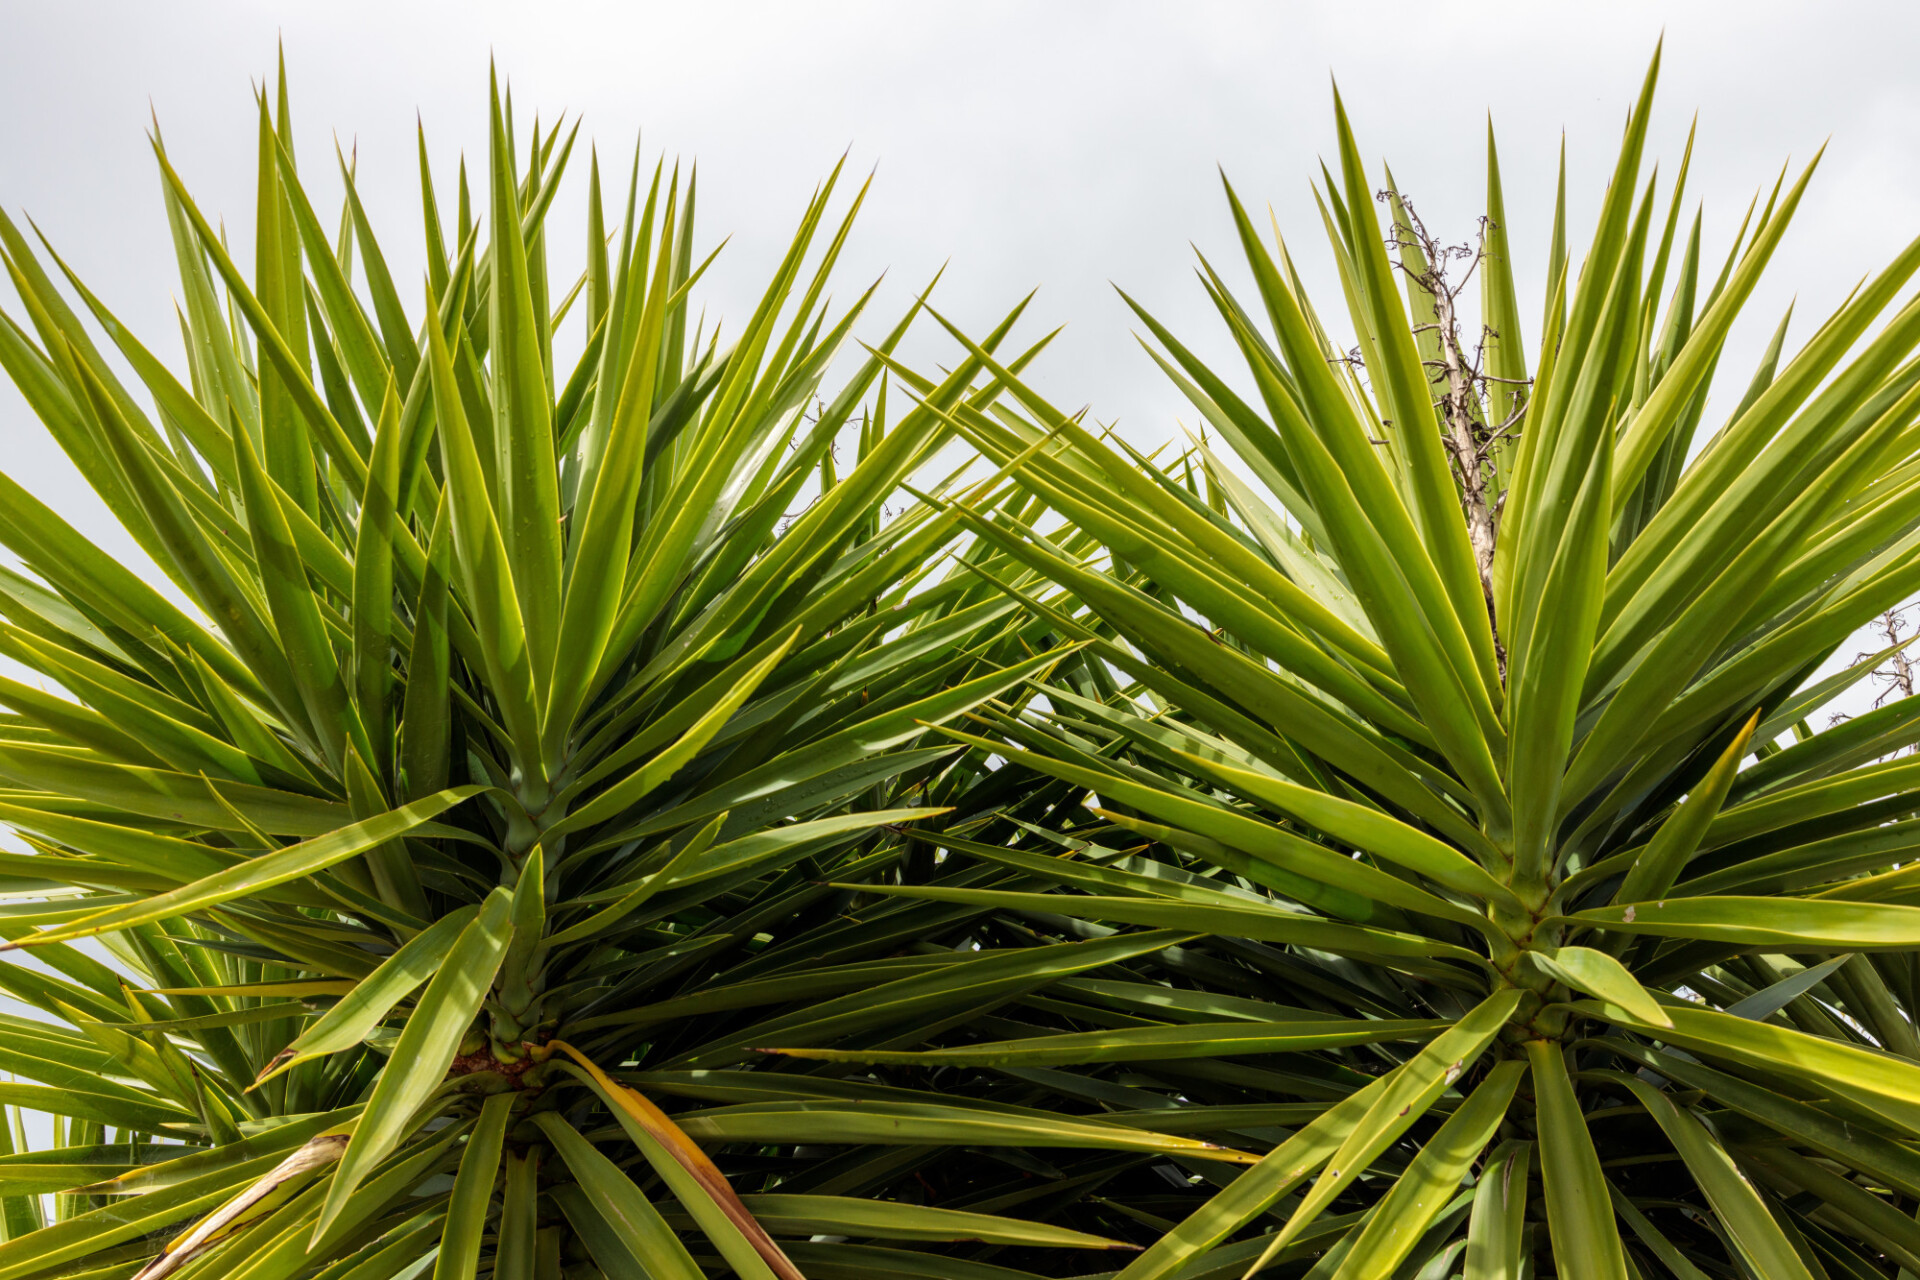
[773,46,1920,1280]
[0,59,1251,1280]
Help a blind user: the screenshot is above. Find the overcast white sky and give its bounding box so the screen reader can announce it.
[4,1,1918,552]
[0,0,1916,689]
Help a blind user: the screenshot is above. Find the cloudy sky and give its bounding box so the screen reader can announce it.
[0,0,1915,603]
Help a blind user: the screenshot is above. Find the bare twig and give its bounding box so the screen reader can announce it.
[1870,608,1917,709]
[1378,189,1532,673]
[1834,607,1920,759]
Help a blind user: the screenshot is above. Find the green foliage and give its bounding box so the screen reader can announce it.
[8,38,1920,1280]
[863,43,1920,1280]
[0,54,1184,1280]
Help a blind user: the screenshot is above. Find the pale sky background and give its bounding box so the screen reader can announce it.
[0,3,1911,699]
[3,0,1918,577]
[0,2,1913,666]
[0,2,1911,755]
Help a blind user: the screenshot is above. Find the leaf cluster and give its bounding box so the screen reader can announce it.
[5,43,1920,1280]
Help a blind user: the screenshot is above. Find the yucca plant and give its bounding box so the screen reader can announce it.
[775,45,1920,1279]
[0,59,1269,1280]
